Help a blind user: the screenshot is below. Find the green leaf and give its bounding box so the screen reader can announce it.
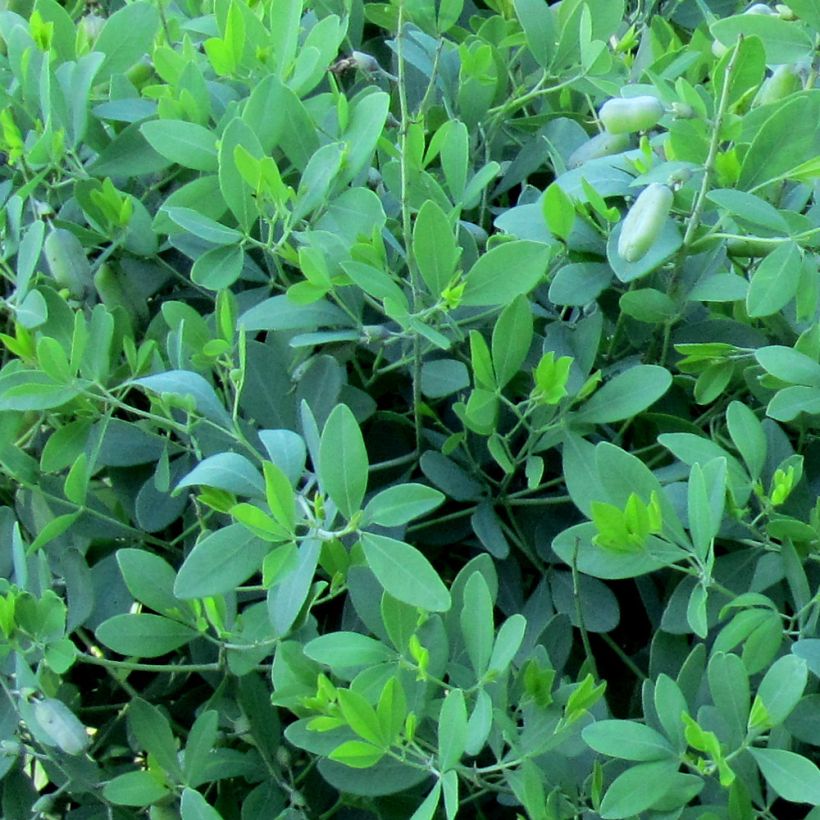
[726,401,766,479]
[341,92,390,184]
[574,365,671,424]
[461,241,552,307]
[174,524,270,599]
[414,200,460,297]
[654,674,689,751]
[102,771,169,807]
[163,207,244,246]
[319,404,368,519]
[420,359,470,398]
[438,688,467,771]
[746,242,803,318]
[749,748,820,805]
[739,94,820,190]
[687,583,708,638]
[360,533,451,613]
[376,678,407,746]
[177,453,264,497]
[140,120,219,173]
[488,614,526,673]
[304,632,394,672]
[707,652,749,744]
[293,142,345,221]
[599,760,681,819]
[94,2,160,82]
[363,484,444,527]
[755,344,820,387]
[191,245,245,291]
[792,639,820,677]
[410,782,442,820]
[707,189,789,234]
[337,688,386,746]
[180,788,224,820]
[687,459,725,559]
[767,386,820,422]
[133,370,232,426]
[95,614,198,657]
[619,288,677,323]
[460,572,494,677]
[492,294,533,388]
[712,33,766,108]
[183,710,219,787]
[711,14,815,65]
[128,698,182,782]
[263,461,296,532]
[755,654,808,726]
[542,182,574,240]
[513,0,556,68]
[582,720,675,761]
[549,261,612,306]
[328,740,385,768]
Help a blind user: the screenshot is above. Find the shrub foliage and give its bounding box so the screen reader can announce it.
[0,0,818,817]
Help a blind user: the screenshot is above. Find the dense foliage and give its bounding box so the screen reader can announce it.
[0,0,818,817]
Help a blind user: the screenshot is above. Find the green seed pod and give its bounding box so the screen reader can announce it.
[126,56,154,89]
[617,183,674,263]
[755,64,801,106]
[599,96,665,135]
[33,698,89,756]
[567,131,632,169]
[44,228,93,300]
[727,236,775,258]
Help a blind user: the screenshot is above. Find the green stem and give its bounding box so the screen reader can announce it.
[78,652,221,674]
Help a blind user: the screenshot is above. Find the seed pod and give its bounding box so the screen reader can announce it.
[745,3,775,13]
[617,183,674,263]
[727,236,775,258]
[756,64,801,106]
[44,228,93,300]
[33,698,89,756]
[599,96,665,135]
[567,131,631,169]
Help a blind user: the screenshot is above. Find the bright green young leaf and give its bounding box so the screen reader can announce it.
[327,739,385,768]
